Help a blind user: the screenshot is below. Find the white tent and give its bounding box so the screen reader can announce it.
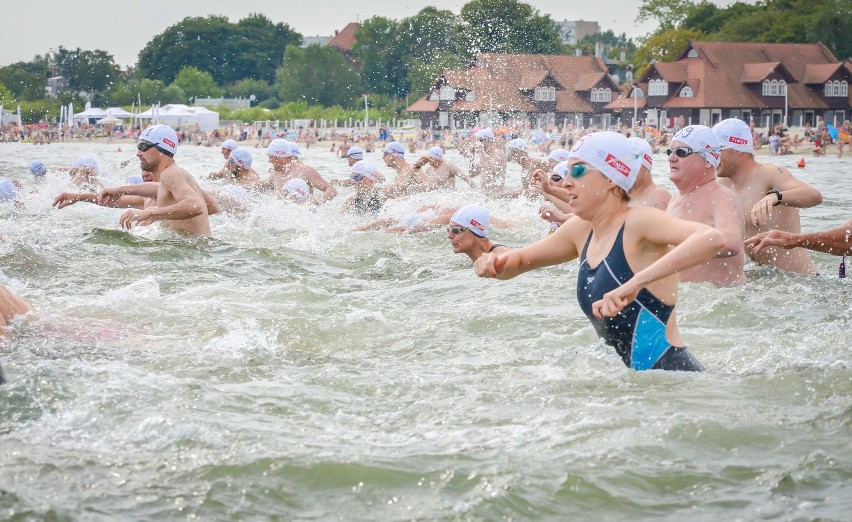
[74,107,106,119]
[105,107,134,118]
[188,106,220,131]
[95,115,123,125]
[156,104,219,131]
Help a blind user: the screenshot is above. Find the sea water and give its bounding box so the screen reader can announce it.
[0,140,849,520]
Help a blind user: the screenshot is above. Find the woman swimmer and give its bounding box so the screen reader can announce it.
[474,131,725,371]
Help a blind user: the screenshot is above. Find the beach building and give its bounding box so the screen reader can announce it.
[607,41,852,130]
[406,53,620,130]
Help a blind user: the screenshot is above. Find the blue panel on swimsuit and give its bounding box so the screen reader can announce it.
[630,307,670,370]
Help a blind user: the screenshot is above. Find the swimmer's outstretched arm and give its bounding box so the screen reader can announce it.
[97,182,159,205]
[745,218,852,256]
[475,216,585,279]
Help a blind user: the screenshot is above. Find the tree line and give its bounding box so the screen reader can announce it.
[0,0,848,123]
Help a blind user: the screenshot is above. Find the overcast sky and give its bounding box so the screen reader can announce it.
[6,0,748,68]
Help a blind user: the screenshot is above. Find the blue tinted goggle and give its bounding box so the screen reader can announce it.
[553,163,591,181]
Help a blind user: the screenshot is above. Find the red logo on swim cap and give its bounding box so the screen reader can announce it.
[604,153,631,177]
[705,144,719,159]
[643,153,653,163]
[469,219,483,230]
[162,138,176,148]
[728,136,748,145]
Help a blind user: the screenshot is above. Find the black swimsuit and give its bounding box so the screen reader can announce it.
[577,225,704,371]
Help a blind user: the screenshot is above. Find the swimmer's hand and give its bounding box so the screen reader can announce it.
[593,281,641,319]
[538,205,570,224]
[745,229,797,253]
[531,169,550,194]
[119,208,155,229]
[474,253,508,278]
[53,192,91,209]
[97,188,127,207]
[750,194,778,226]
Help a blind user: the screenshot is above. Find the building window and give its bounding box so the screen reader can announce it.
[548,87,556,101]
[770,80,779,96]
[687,49,699,58]
[762,79,786,96]
[825,80,849,97]
[763,80,771,96]
[590,88,612,102]
[779,80,786,95]
[534,87,544,101]
[631,87,644,98]
[429,92,439,101]
[648,79,668,96]
[680,86,693,97]
[439,86,455,100]
[465,91,476,101]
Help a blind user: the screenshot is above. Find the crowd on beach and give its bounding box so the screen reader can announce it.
[1,118,850,382]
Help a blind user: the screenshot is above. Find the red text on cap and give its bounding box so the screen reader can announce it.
[162,138,176,148]
[604,154,631,177]
[728,136,748,145]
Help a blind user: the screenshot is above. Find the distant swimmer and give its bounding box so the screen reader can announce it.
[473,132,725,371]
[220,149,261,189]
[207,139,238,178]
[264,140,336,202]
[69,155,101,191]
[342,161,382,214]
[413,146,475,190]
[28,161,47,178]
[380,141,427,200]
[447,205,511,262]
[331,146,386,185]
[96,124,212,237]
[469,128,507,195]
[505,138,547,192]
[627,136,672,210]
[713,118,824,275]
[666,125,745,286]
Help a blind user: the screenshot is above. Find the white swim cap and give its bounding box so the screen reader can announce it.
[267,139,296,158]
[282,178,309,202]
[289,142,302,156]
[73,155,99,174]
[222,184,249,200]
[346,146,364,160]
[229,149,253,169]
[427,146,444,160]
[507,138,528,152]
[221,139,238,151]
[628,136,654,172]
[548,148,571,163]
[139,124,178,156]
[450,204,490,238]
[475,128,495,141]
[125,175,144,184]
[350,160,377,181]
[383,141,405,157]
[29,160,46,176]
[0,180,17,202]
[672,125,721,167]
[713,118,753,154]
[568,131,641,192]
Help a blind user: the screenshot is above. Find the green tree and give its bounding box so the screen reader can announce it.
[52,46,121,93]
[0,82,13,105]
[226,78,275,104]
[681,2,760,35]
[0,62,50,101]
[636,0,698,30]
[459,0,565,56]
[172,66,223,100]
[276,45,361,107]
[633,27,704,78]
[352,17,401,97]
[137,15,300,86]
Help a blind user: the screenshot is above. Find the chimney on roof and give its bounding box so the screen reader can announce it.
[575,48,582,57]
[335,30,339,36]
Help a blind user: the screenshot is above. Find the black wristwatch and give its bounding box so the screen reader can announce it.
[766,189,783,206]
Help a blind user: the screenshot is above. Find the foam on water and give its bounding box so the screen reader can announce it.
[0,140,850,520]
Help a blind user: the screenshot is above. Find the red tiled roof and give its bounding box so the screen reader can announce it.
[741,62,781,83]
[406,96,439,112]
[802,63,844,84]
[604,96,646,110]
[645,41,844,110]
[329,22,360,51]
[574,72,607,91]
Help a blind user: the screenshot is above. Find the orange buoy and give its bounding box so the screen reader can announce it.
[797,157,805,168]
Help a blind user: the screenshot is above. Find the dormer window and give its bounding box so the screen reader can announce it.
[762,79,787,96]
[687,49,699,58]
[631,87,644,98]
[534,86,556,101]
[648,79,668,96]
[429,92,440,101]
[679,86,693,97]
[439,86,455,100]
[465,91,476,101]
[590,88,611,102]
[825,80,849,97]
